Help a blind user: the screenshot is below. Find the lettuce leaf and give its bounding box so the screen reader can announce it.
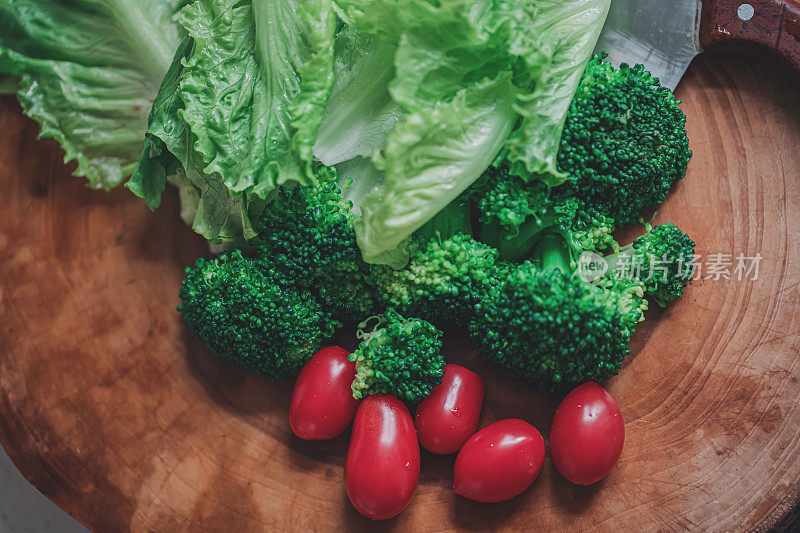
[329,0,610,264]
[335,156,386,212]
[313,28,401,166]
[0,0,188,188]
[504,0,611,185]
[330,0,538,264]
[132,0,337,242]
[353,75,517,266]
[129,37,257,243]
[178,0,336,197]
[336,0,510,106]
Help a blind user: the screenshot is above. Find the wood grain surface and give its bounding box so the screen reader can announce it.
[1,55,799,532]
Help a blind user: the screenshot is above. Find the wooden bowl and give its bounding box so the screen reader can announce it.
[1,55,799,532]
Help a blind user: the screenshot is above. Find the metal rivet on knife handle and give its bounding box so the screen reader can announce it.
[700,0,800,78]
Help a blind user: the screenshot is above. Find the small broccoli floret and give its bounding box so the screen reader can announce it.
[603,223,696,307]
[375,233,500,327]
[471,170,617,263]
[374,196,500,327]
[349,309,445,402]
[555,53,692,225]
[470,165,551,237]
[250,166,377,322]
[469,234,646,390]
[597,274,650,332]
[178,250,338,379]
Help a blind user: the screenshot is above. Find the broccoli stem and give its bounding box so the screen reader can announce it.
[478,216,545,261]
[415,197,473,242]
[534,233,573,273]
[479,203,574,262]
[601,242,635,274]
[603,223,657,275]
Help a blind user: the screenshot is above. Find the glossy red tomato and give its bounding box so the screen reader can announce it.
[453,419,545,503]
[289,346,359,440]
[415,364,485,454]
[345,394,420,520]
[550,381,625,485]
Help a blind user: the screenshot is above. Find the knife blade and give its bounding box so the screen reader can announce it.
[596,0,800,91]
[595,0,702,91]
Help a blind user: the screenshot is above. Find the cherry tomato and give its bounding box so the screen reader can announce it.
[453,419,545,503]
[550,381,625,485]
[289,346,359,440]
[415,364,485,454]
[345,394,420,520]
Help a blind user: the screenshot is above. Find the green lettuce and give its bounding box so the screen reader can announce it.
[329,0,609,264]
[504,0,611,184]
[2,0,611,261]
[178,0,336,196]
[335,156,386,210]
[313,28,401,166]
[355,75,517,266]
[0,0,188,188]
[336,0,515,105]
[128,37,256,242]
[330,0,528,264]
[132,0,337,242]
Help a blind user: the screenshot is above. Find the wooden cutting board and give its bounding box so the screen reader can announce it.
[1,54,799,532]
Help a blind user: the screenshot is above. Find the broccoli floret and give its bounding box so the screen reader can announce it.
[469,234,646,390]
[349,309,445,402]
[373,197,500,327]
[471,168,617,263]
[470,164,551,238]
[596,274,650,332]
[603,223,696,307]
[555,53,692,225]
[178,250,338,379]
[470,53,690,260]
[375,233,500,327]
[250,166,377,322]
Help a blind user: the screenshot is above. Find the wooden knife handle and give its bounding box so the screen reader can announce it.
[700,0,800,76]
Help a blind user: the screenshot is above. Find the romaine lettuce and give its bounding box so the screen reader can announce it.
[178,0,336,196]
[313,28,401,166]
[329,0,610,264]
[0,0,189,188]
[132,0,338,242]
[355,75,517,266]
[2,0,611,262]
[504,0,612,184]
[129,37,256,242]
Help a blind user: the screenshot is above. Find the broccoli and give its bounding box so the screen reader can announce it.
[555,53,692,225]
[470,164,550,238]
[175,56,698,393]
[178,250,338,379]
[349,309,446,402]
[470,53,691,262]
[250,166,377,323]
[471,168,617,262]
[375,233,500,327]
[178,167,384,379]
[602,223,696,307]
[469,233,647,391]
[374,198,502,327]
